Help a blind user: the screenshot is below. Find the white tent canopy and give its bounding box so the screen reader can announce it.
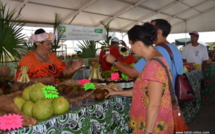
[2,0,215,33]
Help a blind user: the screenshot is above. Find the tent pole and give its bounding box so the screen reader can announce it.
[185,20,187,45]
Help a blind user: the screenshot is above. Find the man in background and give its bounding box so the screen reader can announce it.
[182,31,209,74]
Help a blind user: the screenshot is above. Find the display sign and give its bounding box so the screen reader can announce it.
[58,24,106,40]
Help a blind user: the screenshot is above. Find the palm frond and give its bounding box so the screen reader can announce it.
[53,13,64,54]
[77,40,97,58]
[0,2,26,63]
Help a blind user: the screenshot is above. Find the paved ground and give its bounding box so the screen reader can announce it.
[188,102,215,134]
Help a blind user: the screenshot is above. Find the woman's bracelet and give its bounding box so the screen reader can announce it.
[144,129,152,134]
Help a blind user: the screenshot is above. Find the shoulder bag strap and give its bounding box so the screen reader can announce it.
[157,43,179,75]
[34,51,55,65]
[151,57,178,109]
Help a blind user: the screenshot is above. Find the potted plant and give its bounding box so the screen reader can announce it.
[0,2,27,77]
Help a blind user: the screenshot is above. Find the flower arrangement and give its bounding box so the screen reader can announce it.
[119,47,130,57]
[78,79,96,91]
[42,85,59,99]
[111,72,120,80]
[29,33,55,43]
[0,114,23,131]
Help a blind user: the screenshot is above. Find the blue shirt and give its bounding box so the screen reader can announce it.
[134,44,183,93]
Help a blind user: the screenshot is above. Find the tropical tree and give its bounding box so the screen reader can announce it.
[0,2,27,63]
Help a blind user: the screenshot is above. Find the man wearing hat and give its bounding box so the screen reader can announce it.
[182,31,209,74]
[99,37,121,72]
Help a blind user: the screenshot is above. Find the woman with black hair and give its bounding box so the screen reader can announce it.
[15,28,83,85]
[103,23,174,133]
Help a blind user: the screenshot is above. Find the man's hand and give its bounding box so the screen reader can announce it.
[103,54,116,64]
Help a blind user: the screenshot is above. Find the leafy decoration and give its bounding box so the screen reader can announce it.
[42,85,59,99]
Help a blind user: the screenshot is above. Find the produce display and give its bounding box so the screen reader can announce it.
[0,78,122,132]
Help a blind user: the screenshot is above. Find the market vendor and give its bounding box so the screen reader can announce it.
[99,37,122,72]
[15,28,83,85]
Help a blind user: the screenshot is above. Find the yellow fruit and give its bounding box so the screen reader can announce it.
[32,99,53,120]
[13,96,25,111]
[21,100,34,117]
[52,96,70,115]
[29,82,46,103]
[22,85,33,100]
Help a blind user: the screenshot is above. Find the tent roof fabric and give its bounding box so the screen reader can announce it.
[2,0,215,33]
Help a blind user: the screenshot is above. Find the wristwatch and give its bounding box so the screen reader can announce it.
[112,60,118,66]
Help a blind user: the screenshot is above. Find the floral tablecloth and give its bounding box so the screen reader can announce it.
[202,62,215,104]
[8,96,131,134]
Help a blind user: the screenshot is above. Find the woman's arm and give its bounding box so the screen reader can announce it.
[102,86,133,97]
[145,80,163,133]
[63,59,83,76]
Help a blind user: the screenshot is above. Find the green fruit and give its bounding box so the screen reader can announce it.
[29,82,46,103]
[21,100,34,117]
[32,99,53,120]
[13,96,25,111]
[22,85,33,100]
[52,96,70,115]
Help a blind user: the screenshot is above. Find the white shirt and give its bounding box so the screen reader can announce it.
[182,43,209,65]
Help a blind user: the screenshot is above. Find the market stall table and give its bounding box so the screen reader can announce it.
[8,96,131,134]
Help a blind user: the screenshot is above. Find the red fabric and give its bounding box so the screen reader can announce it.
[99,46,120,72]
[15,51,66,84]
[118,55,136,65]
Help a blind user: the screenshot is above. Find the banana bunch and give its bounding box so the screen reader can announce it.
[88,62,103,80]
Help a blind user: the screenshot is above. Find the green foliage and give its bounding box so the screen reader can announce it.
[0,2,27,63]
[53,13,64,54]
[96,21,113,49]
[206,42,214,50]
[77,40,97,58]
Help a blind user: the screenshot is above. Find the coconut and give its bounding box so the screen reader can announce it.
[0,65,10,77]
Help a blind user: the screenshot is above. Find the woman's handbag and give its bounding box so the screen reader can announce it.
[173,106,189,132]
[175,74,194,100]
[152,58,189,132]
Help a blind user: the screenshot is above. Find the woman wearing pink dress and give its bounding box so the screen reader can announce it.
[103,23,174,134]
